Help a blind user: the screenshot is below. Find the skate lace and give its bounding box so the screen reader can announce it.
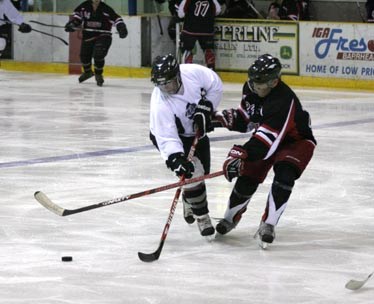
[197,215,212,231]
[259,223,274,236]
[183,201,193,217]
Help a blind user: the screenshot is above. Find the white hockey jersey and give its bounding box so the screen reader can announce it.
[0,0,24,26]
[150,64,223,160]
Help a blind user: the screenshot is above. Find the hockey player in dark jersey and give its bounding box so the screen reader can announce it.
[215,54,316,248]
[149,54,223,238]
[177,0,221,70]
[64,0,128,86]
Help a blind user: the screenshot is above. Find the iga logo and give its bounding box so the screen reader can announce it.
[312,28,369,59]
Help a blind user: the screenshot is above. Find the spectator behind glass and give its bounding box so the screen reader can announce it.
[367,0,374,22]
[220,0,258,19]
[268,0,310,21]
[154,0,183,42]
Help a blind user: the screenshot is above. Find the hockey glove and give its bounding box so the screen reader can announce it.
[223,145,248,182]
[18,23,32,33]
[193,98,213,138]
[64,20,78,32]
[167,152,194,178]
[116,23,128,39]
[215,109,235,130]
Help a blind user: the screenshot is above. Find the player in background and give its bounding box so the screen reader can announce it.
[64,0,128,86]
[267,0,309,21]
[0,0,31,57]
[215,54,316,248]
[149,54,223,238]
[177,0,221,70]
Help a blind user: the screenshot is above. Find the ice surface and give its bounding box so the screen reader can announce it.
[0,71,373,303]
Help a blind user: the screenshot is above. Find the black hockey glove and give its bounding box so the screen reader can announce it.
[166,152,194,179]
[193,98,213,138]
[215,109,235,130]
[116,23,128,39]
[223,145,248,182]
[18,23,32,33]
[64,20,78,32]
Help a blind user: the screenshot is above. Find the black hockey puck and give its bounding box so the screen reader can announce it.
[61,256,73,262]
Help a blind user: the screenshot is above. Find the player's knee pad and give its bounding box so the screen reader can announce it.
[93,40,110,61]
[271,164,296,207]
[228,177,258,209]
[183,181,208,215]
[233,176,258,197]
[183,156,204,190]
[0,37,6,52]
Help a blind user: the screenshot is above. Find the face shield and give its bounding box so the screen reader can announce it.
[251,78,280,97]
[155,75,181,95]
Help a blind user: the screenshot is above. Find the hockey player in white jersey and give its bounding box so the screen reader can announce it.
[149,54,223,237]
[0,0,32,57]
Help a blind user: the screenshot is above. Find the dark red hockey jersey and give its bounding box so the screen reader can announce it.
[178,0,221,35]
[236,80,317,161]
[71,0,124,38]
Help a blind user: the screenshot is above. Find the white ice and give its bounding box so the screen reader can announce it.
[0,71,373,303]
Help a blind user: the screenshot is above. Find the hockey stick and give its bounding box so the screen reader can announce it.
[34,170,224,216]
[0,19,68,45]
[245,0,265,19]
[152,0,164,35]
[138,132,200,262]
[31,28,69,45]
[30,20,116,34]
[345,272,373,290]
[356,1,366,22]
[29,20,64,28]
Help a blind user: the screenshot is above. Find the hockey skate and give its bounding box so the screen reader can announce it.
[195,214,215,239]
[182,196,195,224]
[78,71,94,83]
[254,221,275,249]
[215,207,247,235]
[215,219,237,235]
[95,74,104,86]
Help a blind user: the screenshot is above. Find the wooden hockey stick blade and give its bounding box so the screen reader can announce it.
[138,241,164,262]
[138,134,199,262]
[137,180,183,263]
[34,191,65,216]
[34,170,224,216]
[345,272,373,290]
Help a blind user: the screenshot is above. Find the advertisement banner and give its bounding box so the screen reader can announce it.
[300,23,374,80]
[191,19,299,74]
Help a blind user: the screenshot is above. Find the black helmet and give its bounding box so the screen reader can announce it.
[248,54,282,83]
[151,54,180,85]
